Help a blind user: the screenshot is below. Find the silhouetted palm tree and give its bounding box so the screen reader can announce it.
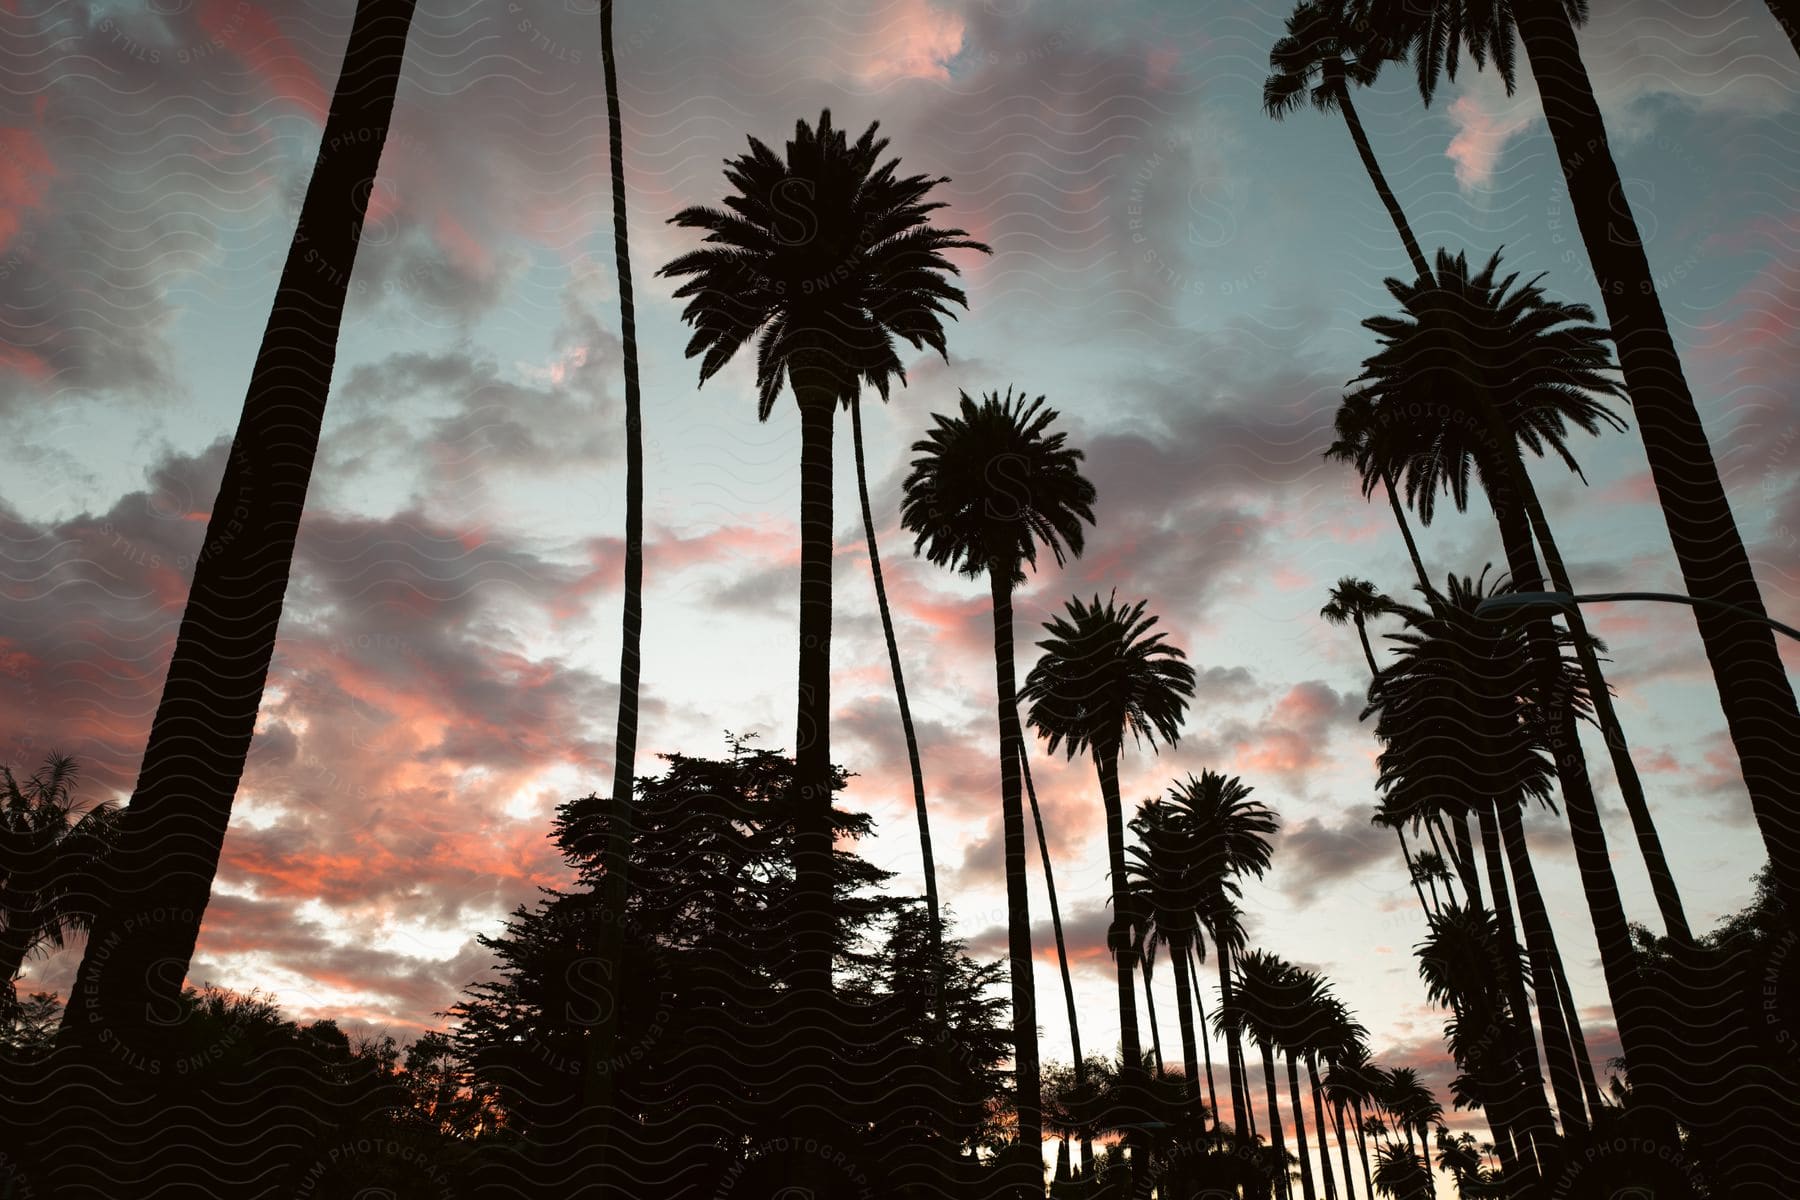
[1324,392,1432,594]
[1362,0,1800,923]
[1327,1046,1385,1199]
[1126,796,1212,1124]
[1320,577,1390,678]
[1353,246,1688,945]
[660,110,985,1008]
[0,756,118,1007]
[1368,573,1587,1145]
[1167,770,1279,1155]
[902,387,1095,1168]
[586,0,647,1157]
[1224,949,1309,1200]
[1264,0,1428,277]
[1022,592,1194,1146]
[1294,972,1366,1200]
[62,0,418,1047]
[851,395,946,1014]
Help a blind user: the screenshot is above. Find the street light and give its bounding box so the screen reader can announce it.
[1474,590,1800,643]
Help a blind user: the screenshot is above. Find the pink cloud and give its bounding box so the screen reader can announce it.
[1446,92,1532,191]
[850,0,966,86]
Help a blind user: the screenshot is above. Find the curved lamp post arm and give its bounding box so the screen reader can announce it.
[1476,590,1800,643]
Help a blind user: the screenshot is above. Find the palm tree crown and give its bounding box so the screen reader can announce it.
[1264,0,1401,117]
[1168,771,1281,901]
[1021,591,1196,758]
[1320,577,1387,630]
[1349,248,1625,526]
[2,755,120,1005]
[900,388,1095,584]
[659,109,988,416]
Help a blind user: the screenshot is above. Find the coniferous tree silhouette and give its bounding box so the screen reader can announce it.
[901,388,1095,1184]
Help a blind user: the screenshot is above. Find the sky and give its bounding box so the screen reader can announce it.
[4,0,1800,1176]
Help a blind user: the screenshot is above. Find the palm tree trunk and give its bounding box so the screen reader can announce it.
[586,0,644,1159]
[989,568,1043,1168]
[791,383,837,988]
[1487,487,1674,1126]
[1171,942,1205,1113]
[1765,0,1800,60]
[1287,1054,1317,1200]
[60,0,417,1048]
[1187,943,1221,1125]
[1306,1054,1338,1200]
[853,397,945,994]
[1451,811,1483,909]
[1020,743,1091,1176]
[1394,825,1432,916]
[1494,799,1590,1138]
[1514,464,1692,943]
[1380,471,1432,595]
[1551,938,1606,1118]
[1321,1076,1354,1200]
[1214,933,1252,1144]
[1351,614,1379,677]
[1353,1101,1373,1200]
[1332,79,1430,279]
[1143,955,1166,1079]
[1261,1042,1292,1200]
[1474,799,1553,1175]
[1515,0,1800,918]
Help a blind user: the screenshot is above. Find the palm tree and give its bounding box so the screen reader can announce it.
[1319,577,1390,678]
[1367,573,1587,1145]
[0,756,119,1007]
[1223,949,1308,1200]
[1327,1047,1385,1200]
[1264,0,1429,277]
[586,0,647,1155]
[660,110,985,1006]
[851,395,946,1014]
[1125,797,1213,1125]
[61,0,418,1046]
[1300,990,1367,1200]
[1168,771,1279,1154]
[1019,743,1094,1179]
[1020,591,1195,1168]
[902,387,1095,1168]
[1354,245,1689,945]
[1352,250,1683,1118]
[1324,392,1432,595]
[1364,0,1800,923]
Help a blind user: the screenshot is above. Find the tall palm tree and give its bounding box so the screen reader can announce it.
[0,756,119,1006]
[1355,246,1689,945]
[1223,949,1307,1200]
[1019,743,1094,1178]
[61,0,418,1047]
[586,0,646,1155]
[1367,573,1588,1145]
[1125,797,1212,1124]
[851,395,945,1011]
[1300,989,1367,1200]
[660,110,986,1007]
[1352,250,1682,1115]
[902,387,1095,1169]
[1363,0,1800,921]
[1167,771,1279,1152]
[1020,591,1195,1168]
[1327,1047,1385,1200]
[1414,899,1540,1183]
[1264,0,1429,277]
